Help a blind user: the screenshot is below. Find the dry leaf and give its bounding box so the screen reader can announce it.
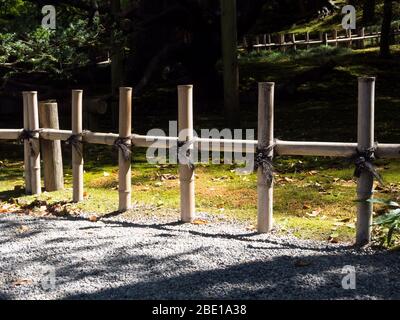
[16,225,30,234]
[294,259,312,267]
[306,209,321,217]
[12,279,32,287]
[160,174,178,181]
[89,215,98,222]
[333,222,345,227]
[246,225,257,231]
[328,233,340,243]
[192,219,208,225]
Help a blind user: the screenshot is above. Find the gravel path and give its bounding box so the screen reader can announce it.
[0,213,399,300]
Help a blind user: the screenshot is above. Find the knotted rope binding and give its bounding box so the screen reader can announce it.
[254,144,276,185]
[353,146,384,186]
[18,129,42,156]
[177,140,195,170]
[65,131,89,158]
[113,137,132,161]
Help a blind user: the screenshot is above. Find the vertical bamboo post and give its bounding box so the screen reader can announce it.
[333,29,338,47]
[72,90,84,203]
[319,31,323,42]
[262,34,267,51]
[257,82,274,233]
[178,85,195,223]
[39,101,64,191]
[356,77,375,246]
[22,92,32,195]
[243,36,248,50]
[305,31,310,50]
[291,33,297,51]
[255,35,260,53]
[323,32,329,46]
[358,27,365,49]
[347,29,353,48]
[279,34,285,52]
[118,87,132,212]
[267,34,272,51]
[26,91,41,195]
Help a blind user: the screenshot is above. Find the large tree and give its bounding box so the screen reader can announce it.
[363,0,376,25]
[380,0,393,58]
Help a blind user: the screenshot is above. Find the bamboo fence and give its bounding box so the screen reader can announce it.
[0,78,397,245]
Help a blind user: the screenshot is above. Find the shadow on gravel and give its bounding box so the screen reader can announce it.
[62,249,400,300]
[97,218,355,252]
[1,215,399,300]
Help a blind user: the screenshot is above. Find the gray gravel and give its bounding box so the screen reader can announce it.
[0,213,399,300]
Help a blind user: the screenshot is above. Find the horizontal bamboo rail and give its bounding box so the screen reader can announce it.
[0,78,399,245]
[2,129,400,159]
[243,28,400,51]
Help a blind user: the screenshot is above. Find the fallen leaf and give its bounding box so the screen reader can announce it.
[333,222,345,227]
[294,259,312,267]
[306,209,322,217]
[192,219,208,225]
[159,174,178,181]
[14,185,24,191]
[246,225,257,231]
[16,225,30,234]
[89,215,98,222]
[328,233,340,243]
[12,279,32,287]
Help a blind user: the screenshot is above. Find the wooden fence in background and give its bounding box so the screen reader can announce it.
[1,78,400,245]
[242,27,400,52]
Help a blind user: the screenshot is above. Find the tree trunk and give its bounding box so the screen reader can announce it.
[111,0,124,96]
[362,0,376,25]
[220,0,240,128]
[380,0,393,58]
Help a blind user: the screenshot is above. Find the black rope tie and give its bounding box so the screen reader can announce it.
[353,147,384,186]
[18,129,41,156]
[177,140,195,170]
[254,144,275,185]
[65,131,88,158]
[114,137,132,161]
